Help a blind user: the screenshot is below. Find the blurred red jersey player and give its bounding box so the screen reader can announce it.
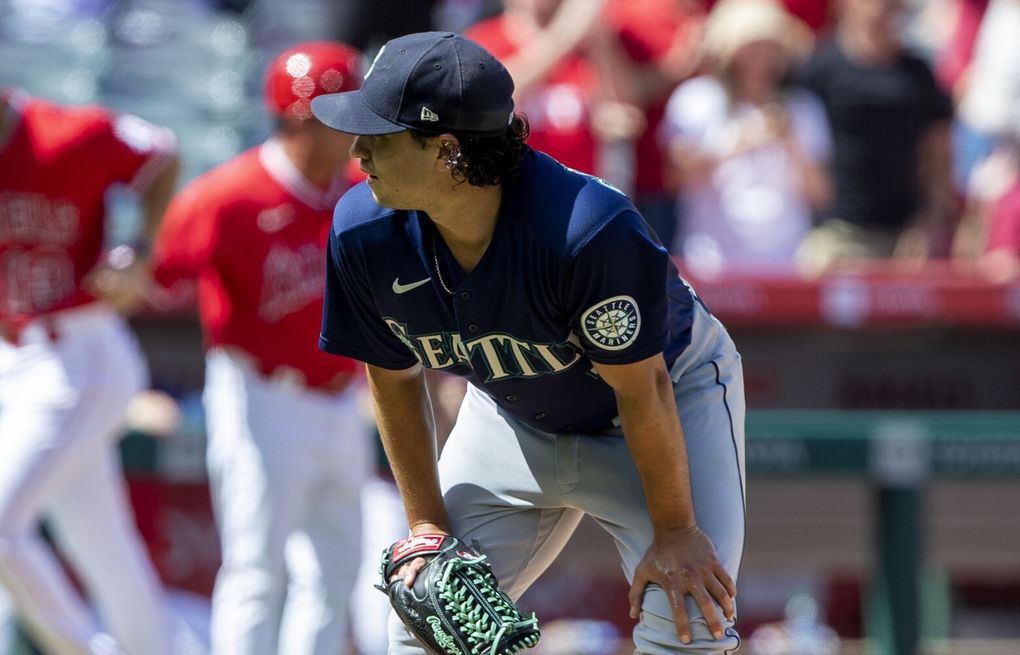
[0,88,181,655]
[606,0,707,248]
[152,41,382,655]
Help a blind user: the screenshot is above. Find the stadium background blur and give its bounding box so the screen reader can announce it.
[2,0,1019,654]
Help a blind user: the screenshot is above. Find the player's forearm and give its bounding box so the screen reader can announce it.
[504,0,608,98]
[598,359,697,532]
[366,363,451,534]
[140,155,181,245]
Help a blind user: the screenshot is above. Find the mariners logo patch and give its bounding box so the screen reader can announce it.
[581,295,641,350]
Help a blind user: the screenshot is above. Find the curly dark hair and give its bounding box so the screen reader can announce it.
[411,113,530,187]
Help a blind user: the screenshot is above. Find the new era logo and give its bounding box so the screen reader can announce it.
[420,106,439,122]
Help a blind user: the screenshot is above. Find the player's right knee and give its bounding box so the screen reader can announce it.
[632,587,739,655]
[633,609,740,654]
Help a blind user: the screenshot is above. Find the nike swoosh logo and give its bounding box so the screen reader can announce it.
[392,277,432,294]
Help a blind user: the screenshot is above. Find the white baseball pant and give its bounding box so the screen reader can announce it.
[351,475,408,655]
[0,304,172,655]
[203,349,372,655]
[387,300,746,654]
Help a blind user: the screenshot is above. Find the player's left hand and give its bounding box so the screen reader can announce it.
[84,246,153,315]
[628,525,736,645]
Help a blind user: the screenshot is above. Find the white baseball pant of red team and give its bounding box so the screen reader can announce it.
[203,348,372,655]
[0,303,172,655]
[351,475,408,655]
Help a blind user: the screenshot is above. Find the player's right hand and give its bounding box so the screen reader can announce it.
[390,524,451,588]
[628,525,736,645]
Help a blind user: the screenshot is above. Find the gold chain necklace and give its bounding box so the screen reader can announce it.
[431,232,455,295]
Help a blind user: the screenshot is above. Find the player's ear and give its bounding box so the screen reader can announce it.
[436,134,462,174]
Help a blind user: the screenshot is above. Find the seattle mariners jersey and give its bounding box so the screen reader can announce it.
[0,90,176,324]
[321,149,696,434]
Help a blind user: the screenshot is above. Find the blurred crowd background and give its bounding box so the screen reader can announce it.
[4,0,1018,278]
[2,0,1020,653]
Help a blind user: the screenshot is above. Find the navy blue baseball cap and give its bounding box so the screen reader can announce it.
[311,31,515,137]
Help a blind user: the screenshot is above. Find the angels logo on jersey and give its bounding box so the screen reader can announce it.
[256,204,296,233]
[258,243,325,322]
[581,295,641,351]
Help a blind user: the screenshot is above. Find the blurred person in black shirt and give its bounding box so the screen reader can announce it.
[795,0,958,275]
[334,0,438,51]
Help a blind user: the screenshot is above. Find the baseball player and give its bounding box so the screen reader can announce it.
[151,42,381,655]
[312,31,747,655]
[0,88,180,654]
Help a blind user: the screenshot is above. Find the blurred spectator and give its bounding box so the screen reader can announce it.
[779,0,834,32]
[932,0,990,98]
[0,87,181,655]
[952,0,1020,190]
[954,137,1020,281]
[465,0,607,176]
[437,0,506,32]
[981,151,1020,281]
[603,0,707,249]
[708,0,834,33]
[151,42,379,655]
[467,0,669,193]
[333,0,438,52]
[467,0,698,203]
[795,0,958,276]
[660,0,831,276]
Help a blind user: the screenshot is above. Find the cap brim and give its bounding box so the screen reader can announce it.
[311,91,406,135]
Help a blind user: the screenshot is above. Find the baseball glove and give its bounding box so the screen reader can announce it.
[379,533,541,655]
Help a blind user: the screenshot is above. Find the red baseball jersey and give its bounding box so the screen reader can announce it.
[152,140,359,387]
[467,15,599,175]
[0,90,176,323]
[607,0,705,195]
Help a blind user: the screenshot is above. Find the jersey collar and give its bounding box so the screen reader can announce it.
[258,137,347,211]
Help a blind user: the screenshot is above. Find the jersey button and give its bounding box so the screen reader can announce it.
[504,394,517,402]
[467,323,479,333]
[459,291,471,300]
[534,412,546,420]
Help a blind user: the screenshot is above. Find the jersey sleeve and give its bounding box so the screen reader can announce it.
[564,210,671,365]
[101,111,178,193]
[151,182,218,288]
[319,229,421,369]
